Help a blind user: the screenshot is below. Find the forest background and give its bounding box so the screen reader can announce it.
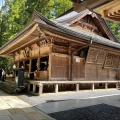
[0,0,120,73]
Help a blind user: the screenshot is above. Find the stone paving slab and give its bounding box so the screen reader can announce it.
[0,110,12,116]
[10,114,29,120]
[0,116,12,120]
[0,90,55,120]
[21,107,36,113]
[26,112,47,120]
[8,108,25,114]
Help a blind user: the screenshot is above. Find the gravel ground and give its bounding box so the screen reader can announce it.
[16,89,120,105]
[49,104,120,120]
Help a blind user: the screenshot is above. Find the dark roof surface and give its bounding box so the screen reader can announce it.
[1,10,120,52]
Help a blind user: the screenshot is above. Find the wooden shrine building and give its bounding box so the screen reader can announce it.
[0,9,120,94]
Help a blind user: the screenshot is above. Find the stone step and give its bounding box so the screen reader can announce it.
[0,79,26,94]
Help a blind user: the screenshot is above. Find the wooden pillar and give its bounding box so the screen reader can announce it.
[33,83,36,93]
[23,61,25,66]
[17,62,20,68]
[116,83,119,89]
[68,47,71,80]
[76,84,79,92]
[92,83,94,90]
[27,84,30,91]
[105,83,108,89]
[29,60,32,73]
[70,53,73,81]
[55,84,59,93]
[49,54,52,80]
[39,84,43,96]
[37,58,40,70]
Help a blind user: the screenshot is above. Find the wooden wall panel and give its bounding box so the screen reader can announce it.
[109,69,117,80]
[52,45,68,54]
[73,57,85,79]
[51,55,69,79]
[112,55,119,68]
[85,64,97,79]
[97,68,108,79]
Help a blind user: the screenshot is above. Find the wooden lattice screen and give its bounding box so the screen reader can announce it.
[85,47,119,80]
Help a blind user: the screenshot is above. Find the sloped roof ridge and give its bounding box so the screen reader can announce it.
[52,21,120,49]
[53,9,119,43]
[34,10,57,27]
[54,9,89,23]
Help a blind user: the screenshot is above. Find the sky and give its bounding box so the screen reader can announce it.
[0,0,3,9]
[0,0,2,9]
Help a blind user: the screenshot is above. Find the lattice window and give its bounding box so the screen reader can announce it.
[105,53,113,67]
[86,48,98,63]
[96,50,106,65]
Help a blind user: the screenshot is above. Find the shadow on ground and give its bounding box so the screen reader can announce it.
[49,104,120,120]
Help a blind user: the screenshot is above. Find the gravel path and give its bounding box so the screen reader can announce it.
[16,89,120,105]
[49,104,120,120]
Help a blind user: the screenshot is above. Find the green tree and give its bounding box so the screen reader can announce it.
[107,21,120,40]
[0,0,72,70]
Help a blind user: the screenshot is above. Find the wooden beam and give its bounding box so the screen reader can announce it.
[0,23,39,55]
[74,0,111,12]
[94,0,118,13]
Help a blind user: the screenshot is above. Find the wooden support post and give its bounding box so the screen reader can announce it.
[23,61,25,66]
[76,84,79,92]
[116,83,118,89]
[105,83,108,89]
[29,60,32,73]
[70,53,73,81]
[27,84,30,91]
[92,83,94,90]
[17,62,20,68]
[39,84,43,96]
[33,83,36,93]
[49,54,52,80]
[37,58,40,70]
[55,84,59,93]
